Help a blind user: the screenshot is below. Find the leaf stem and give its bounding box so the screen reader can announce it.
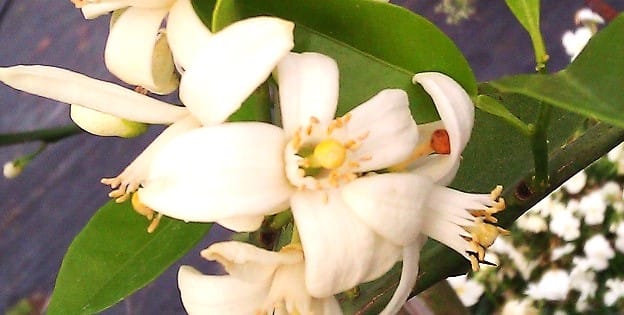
[0,124,83,146]
[530,103,552,190]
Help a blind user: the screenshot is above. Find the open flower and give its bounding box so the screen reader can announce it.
[0,16,294,208]
[139,52,506,312]
[178,241,341,314]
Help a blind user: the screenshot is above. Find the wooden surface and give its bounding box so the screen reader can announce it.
[0,0,608,313]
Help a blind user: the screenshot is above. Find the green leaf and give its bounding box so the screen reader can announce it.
[210,0,476,123]
[47,201,211,314]
[504,0,547,68]
[474,94,531,136]
[489,15,624,128]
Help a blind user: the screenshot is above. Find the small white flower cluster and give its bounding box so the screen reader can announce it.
[562,8,604,61]
[449,147,624,314]
[0,1,510,314]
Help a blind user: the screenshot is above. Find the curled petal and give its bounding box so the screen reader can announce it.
[342,173,433,246]
[140,122,293,223]
[166,0,213,71]
[380,240,424,315]
[178,266,268,315]
[70,104,147,138]
[202,241,301,282]
[105,7,179,94]
[0,65,188,124]
[180,17,294,126]
[346,89,419,171]
[291,190,401,297]
[277,52,339,135]
[411,72,474,184]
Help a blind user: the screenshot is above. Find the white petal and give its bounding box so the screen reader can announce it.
[291,190,401,297]
[81,0,176,19]
[217,215,265,232]
[180,17,294,126]
[105,7,179,94]
[277,52,339,135]
[201,241,301,282]
[140,122,294,222]
[380,241,424,315]
[0,65,187,124]
[346,89,419,171]
[411,72,474,184]
[101,115,201,201]
[70,104,147,137]
[178,265,268,315]
[342,173,434,246]
[166,0,213,71]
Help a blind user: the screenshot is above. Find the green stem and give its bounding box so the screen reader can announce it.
[530,103,552,190]
[0,124,83,146]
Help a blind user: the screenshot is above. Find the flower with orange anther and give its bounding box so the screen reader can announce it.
[178,241,342,315]
[137,52,507,313]
[0,16,294,215]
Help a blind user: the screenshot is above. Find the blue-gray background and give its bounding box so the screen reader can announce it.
[0,0,616,313]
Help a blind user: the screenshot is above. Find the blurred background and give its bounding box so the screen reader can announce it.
[0,0,618,314]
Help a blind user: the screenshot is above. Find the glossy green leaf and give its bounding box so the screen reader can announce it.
[47,201,211,315]
[504,0,547,68]
[474,94,531,135]
[490,15,624,128]
[211,0,476,123]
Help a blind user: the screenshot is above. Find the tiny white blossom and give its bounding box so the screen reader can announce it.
[447,275,484,307]
[525,269,570,301]
[599,181,621,201]
[562,27,593,61]
[549,208,580,241]
[562,170,587,194]
[614,222,624,253]
[575,8,605,25]
[516,212,547,233]
[551,243,575,262]
[604,278,624,306]
[583,234,614,271]
[569,264,597,306]
[501,299,538,315]
[578,191,607,225]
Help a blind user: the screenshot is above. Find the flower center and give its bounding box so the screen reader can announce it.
[285,114,369,192]
[309,138,347,170]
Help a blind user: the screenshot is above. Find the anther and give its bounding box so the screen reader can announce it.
[431,129,451,154]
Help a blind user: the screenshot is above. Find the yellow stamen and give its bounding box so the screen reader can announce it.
[309,138,347,170]
[70,0,86,8]
[147,213,163,233]
[132,192,154,220]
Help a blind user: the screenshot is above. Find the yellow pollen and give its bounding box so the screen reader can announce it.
[310,138,347,170]
[132,192,154,220]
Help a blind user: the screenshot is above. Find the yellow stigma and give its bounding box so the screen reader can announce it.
[310,138,347,170]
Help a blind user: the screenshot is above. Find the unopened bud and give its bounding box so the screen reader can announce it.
[70,104,147,138]
[3,161,22,179]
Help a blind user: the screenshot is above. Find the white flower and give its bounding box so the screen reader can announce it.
[178,241,341,314]
[0,17,294,204]
[551,243,575,262]
[615,222,624,253]
[549,208,580,241]
[562,170,586,194]
[3,161,22,179]
[604,278,624,306]
[583,234,614,271]
[569,265,597,304]
[562,26,593,61]
[578,191,607,225]
[575,8,605,25]
[516,212,547,233]
[525,269,570,301]
[446,275,484,307]
[601,181,622,201]
[501,299,538,315]
[139,52,505,313]
[489,238,535,280]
